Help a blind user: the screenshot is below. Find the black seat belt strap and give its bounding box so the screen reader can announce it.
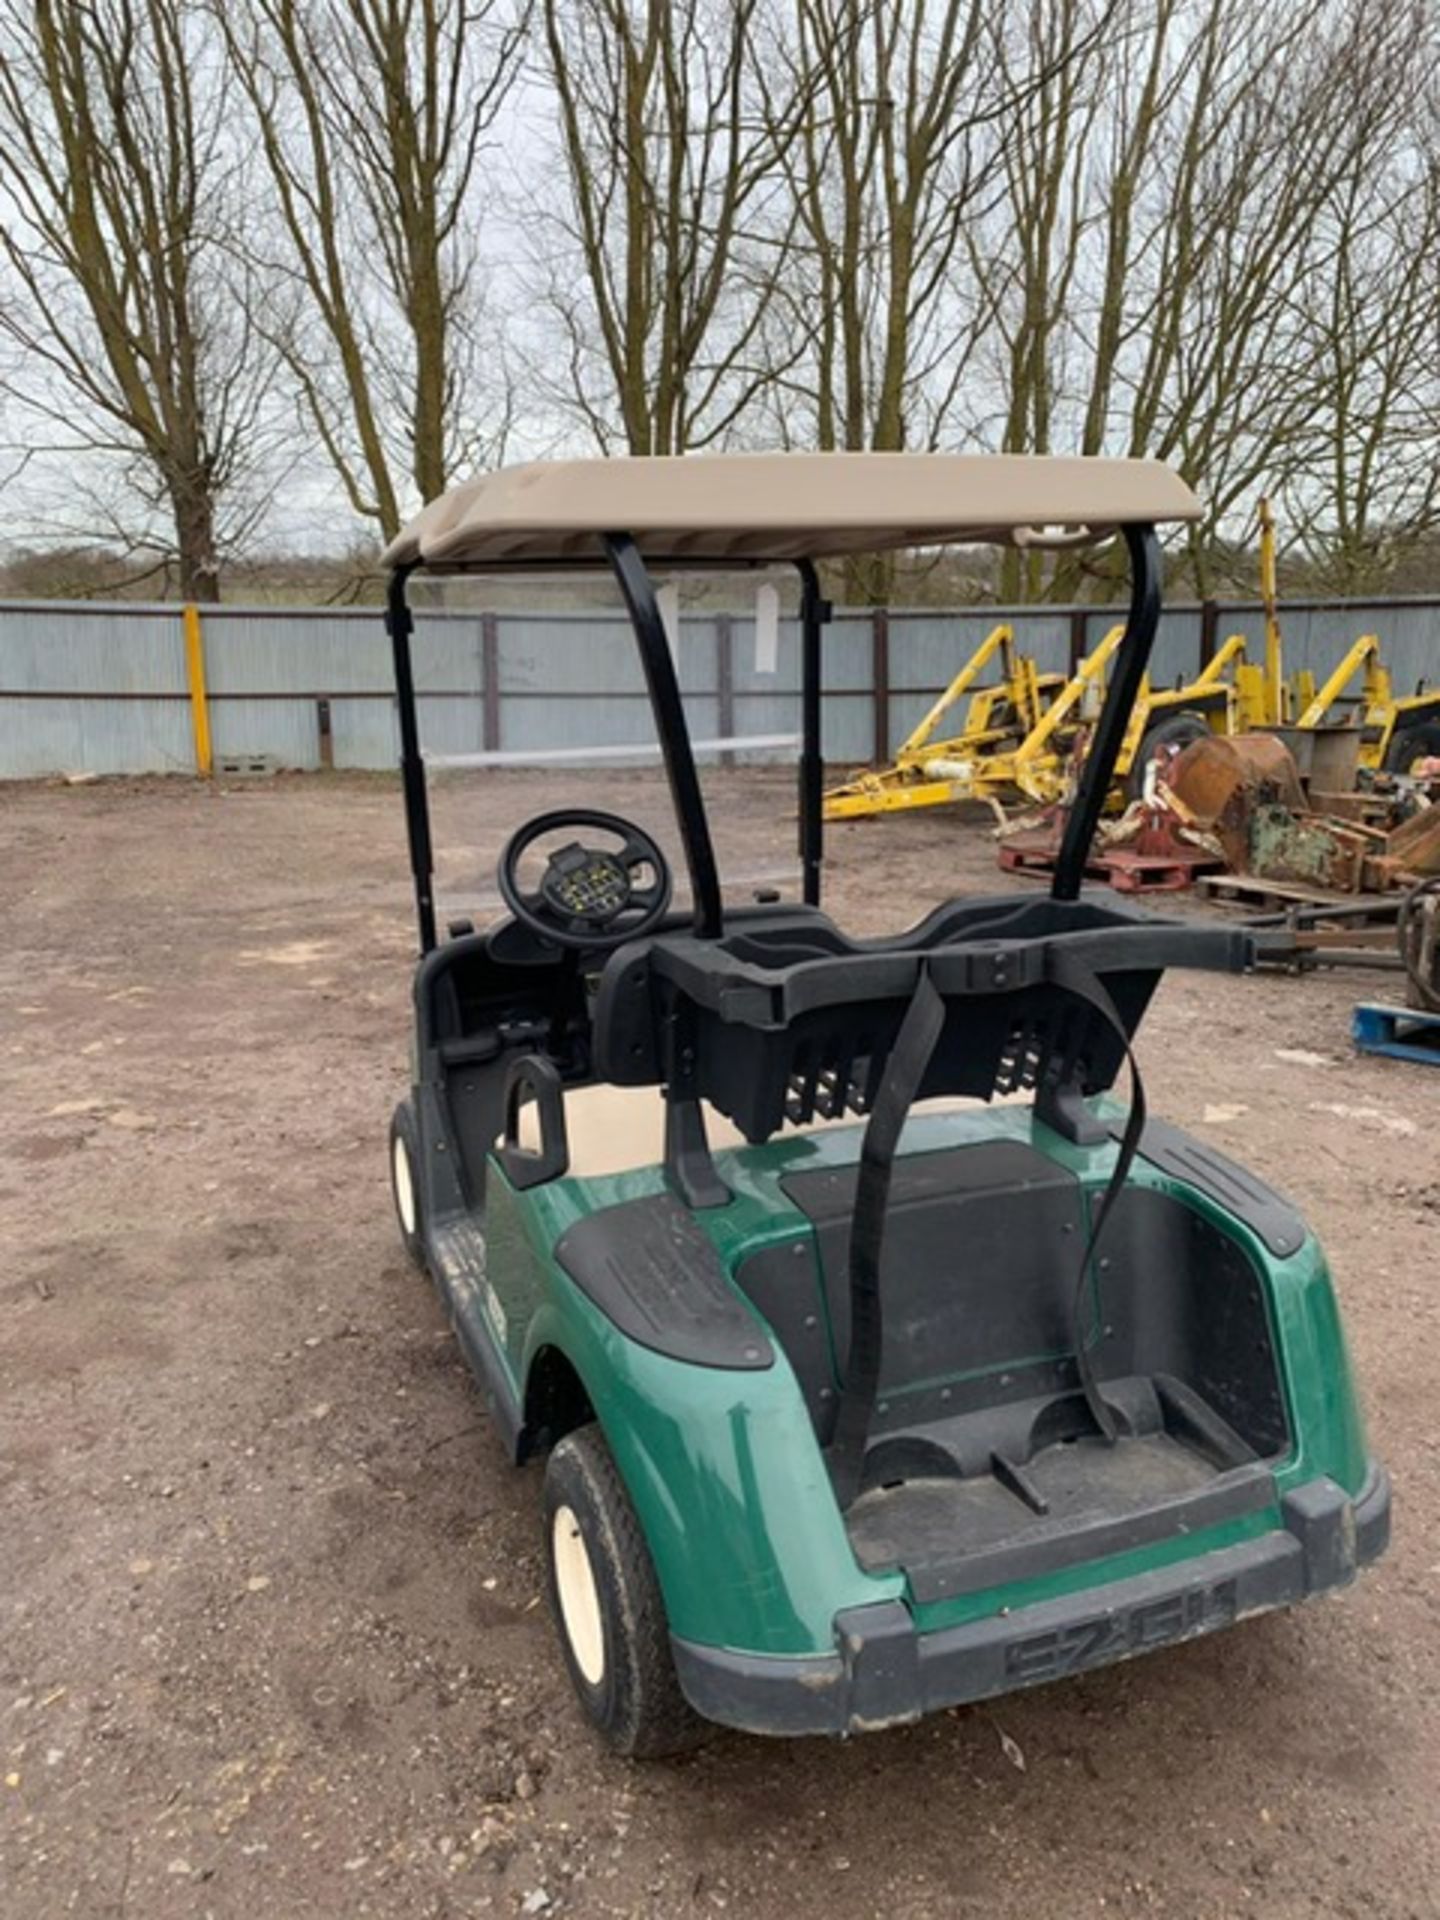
[828,965,946,1510]
[1044,951,1149,1446]
[826,949,1143,1509]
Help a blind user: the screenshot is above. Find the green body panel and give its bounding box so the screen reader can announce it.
[487,1171,903,1653]
[481,1101,1371,1657]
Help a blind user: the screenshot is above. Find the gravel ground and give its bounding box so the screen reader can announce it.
[1,767,1435,1920]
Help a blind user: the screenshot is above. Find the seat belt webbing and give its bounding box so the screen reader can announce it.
[1044,952,1149,1446]
[827,953,1147,1509]
[829,967,946,1510]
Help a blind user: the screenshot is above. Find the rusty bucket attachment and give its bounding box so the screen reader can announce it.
[1166,734,1306,872]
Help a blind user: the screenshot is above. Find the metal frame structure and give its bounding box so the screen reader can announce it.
[385,526,1165,950]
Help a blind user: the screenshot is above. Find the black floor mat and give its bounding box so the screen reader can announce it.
[847,1417,1273,1604]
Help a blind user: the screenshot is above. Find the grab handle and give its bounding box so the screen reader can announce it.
[498,1055,570,1189]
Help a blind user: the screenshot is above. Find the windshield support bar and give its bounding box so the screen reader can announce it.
[796,560,829,908]
[386,565,438,953]
[605,533,724,938]
[1051,524,1162,902]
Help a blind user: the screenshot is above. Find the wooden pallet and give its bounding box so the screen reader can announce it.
[1352,1002,1440,1067]
[1196,873,1355,912]
[1094,846,1224,894]
[998,837,1221,894]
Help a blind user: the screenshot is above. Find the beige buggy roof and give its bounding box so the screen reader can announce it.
[382,452,1202,571]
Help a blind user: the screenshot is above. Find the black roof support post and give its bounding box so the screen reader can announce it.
[386,565,438,953]
[605,533,725,938]
[796,559,830,908]
[1051,524,1163,902]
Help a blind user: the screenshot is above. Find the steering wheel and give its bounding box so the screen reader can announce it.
[497,809,673,951]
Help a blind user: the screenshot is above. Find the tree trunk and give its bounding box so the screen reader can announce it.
[170,471,220,603]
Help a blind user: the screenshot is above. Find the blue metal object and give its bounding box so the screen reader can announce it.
[1352,1001,1440,1066]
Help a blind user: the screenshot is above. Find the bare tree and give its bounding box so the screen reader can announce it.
[759,0,1005,460]
[971,0,1437,600]
[220,0,526,540]
[978,0,1110,596]
[1283,2,1440,589]
[531,0,796,457]
[1,0,1436,596]
[751,0,999,599]
[0,0,271,598]
[1137,3,1366,591]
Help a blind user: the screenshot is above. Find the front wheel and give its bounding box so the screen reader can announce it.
[542,1424,707,1758]
[388,1102,425,1270]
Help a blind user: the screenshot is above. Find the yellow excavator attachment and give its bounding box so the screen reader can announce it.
[824,501,1432,827]
[823,622,1231,822]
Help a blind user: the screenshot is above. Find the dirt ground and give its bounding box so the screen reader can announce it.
[2,766,1436,1920]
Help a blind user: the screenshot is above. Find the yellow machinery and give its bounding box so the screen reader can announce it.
[824,622,1069,821]
[825,503,1439,825]
[1230,497,1289,732]
[1290,638,1440,773]
[1235,500,1440,771]
[824,621,1244,822]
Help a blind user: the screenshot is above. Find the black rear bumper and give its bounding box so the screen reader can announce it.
[671,1465,1390,1737]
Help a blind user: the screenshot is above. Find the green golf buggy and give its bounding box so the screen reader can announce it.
[382,454,1388,1755]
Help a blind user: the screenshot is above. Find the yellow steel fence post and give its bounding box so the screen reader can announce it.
[182,600,213,777]
[1258,497,1284,725]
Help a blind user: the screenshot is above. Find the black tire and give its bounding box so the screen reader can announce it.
[542,1424,707,1759]
[1126,710,1210,802]
[388,1102,425,1270]
[1384,718,1440,775]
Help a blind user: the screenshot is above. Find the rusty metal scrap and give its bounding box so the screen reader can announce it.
[1244,804,1371,892]
[1165,734,1305,871]
[1166,732,1439,895]
[1383,802,1440,879]
[1400,878,1440,1010]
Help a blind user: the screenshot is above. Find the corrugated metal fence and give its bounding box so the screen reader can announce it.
[1,594,1438,780]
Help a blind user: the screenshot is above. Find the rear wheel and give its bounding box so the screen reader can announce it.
[1126,711,1210,802]
[542,1424,706,1758]
[1384,718,1440,775]
[388,1102,425,1270]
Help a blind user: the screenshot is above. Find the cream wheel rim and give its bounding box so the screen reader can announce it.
[552,1504,605,1687]
[393,1132,417,1236]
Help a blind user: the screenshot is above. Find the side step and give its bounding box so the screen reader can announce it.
[427,1216,525,1455]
